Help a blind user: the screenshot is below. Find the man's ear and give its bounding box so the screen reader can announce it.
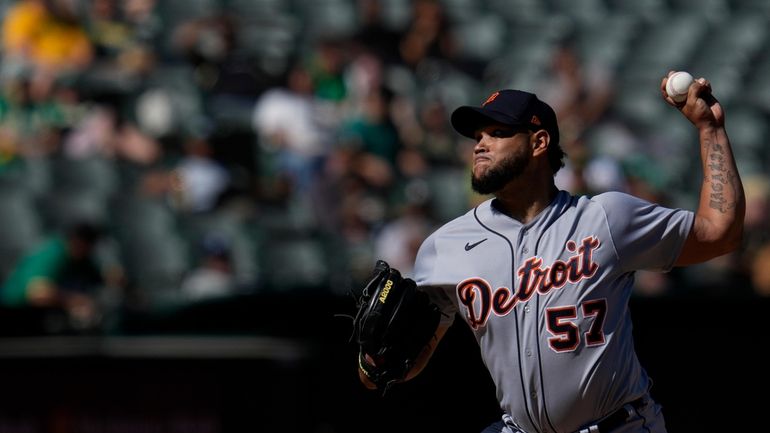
[531,130,550,156]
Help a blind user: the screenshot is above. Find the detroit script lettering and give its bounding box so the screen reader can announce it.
[457,236,600,329]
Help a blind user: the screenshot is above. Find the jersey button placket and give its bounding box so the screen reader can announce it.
[522,227,548,429]
[514,226,543,430]
[521,229,529,255]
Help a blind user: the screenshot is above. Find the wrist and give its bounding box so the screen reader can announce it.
[698,123,723,142]
[695,118,717,129]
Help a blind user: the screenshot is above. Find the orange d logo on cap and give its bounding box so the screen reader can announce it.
[482,91,500,107]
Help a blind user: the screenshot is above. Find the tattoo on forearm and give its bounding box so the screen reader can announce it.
[706,141,736,213]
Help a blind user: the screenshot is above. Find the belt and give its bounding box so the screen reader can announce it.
[574,397,648,433]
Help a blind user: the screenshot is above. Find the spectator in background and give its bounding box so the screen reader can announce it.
[0,222,107,330]
[122,0,161,43]
[62,100,162,175]
[345,49,384,108]
[115,117,163,166]
[398,0,456,70]
[0,72,68,163]
[180,233,235,302]
[62,104,118,159]
[353,0,403,66]
[82,0,157,92]
[339,85,400,189]
[535,39,614,152]
[308,38,349,102]
[414,100,463,167]
[0,68,86,202]
[174,135,231,213]
[2,0,94,77]
[170,11,260,95]
[253,65,329,199]
[172,12,234,68]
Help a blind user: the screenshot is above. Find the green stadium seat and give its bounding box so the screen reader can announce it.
[0,186,43,281]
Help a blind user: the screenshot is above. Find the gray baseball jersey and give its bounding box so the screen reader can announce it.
[413,190,693,433]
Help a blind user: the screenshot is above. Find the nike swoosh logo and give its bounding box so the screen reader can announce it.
[464,238,488,251]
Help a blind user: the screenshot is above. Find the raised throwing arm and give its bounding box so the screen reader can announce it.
[661,72,746,266]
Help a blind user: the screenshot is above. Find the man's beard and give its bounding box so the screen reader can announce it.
[471,151,531,195]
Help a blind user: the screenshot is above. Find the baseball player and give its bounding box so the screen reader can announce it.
[357,72,745,433]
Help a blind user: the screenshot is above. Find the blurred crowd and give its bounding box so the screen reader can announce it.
[1,0,769,334]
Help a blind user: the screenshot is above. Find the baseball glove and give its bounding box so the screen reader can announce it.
[352,260,442,392]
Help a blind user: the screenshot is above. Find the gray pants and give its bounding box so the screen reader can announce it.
[481,399,666,433]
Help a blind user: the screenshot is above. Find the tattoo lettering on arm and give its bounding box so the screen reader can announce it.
[706,141,736,213]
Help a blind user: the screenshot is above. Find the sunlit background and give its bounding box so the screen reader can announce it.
[0,0,768,432]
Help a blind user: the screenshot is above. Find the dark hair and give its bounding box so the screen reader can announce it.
[67,222,103,245]
[547,139,566,175]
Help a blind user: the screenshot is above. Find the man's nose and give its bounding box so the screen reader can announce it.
[474,134,489,153]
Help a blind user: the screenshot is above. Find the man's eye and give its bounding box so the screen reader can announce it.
[492,129,513,138]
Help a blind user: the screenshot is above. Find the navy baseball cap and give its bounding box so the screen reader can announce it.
[450,89,560,147]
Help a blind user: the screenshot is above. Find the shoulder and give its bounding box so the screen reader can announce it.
[582,191,657,217]
[415,201,488,264]
[585,190,693,236]
[587,190,692,219]
[587,190,646,207]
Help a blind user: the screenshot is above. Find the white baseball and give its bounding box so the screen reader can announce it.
[665,71,694,103]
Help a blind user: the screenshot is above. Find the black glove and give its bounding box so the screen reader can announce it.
[352,260,442,391]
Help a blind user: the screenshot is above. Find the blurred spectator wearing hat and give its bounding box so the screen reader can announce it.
[179,233,235,302]
[0,222,116,330]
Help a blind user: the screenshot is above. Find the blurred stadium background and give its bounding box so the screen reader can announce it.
[0,0,768,432]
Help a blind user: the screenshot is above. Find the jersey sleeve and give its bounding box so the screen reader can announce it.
[594,192,694,272]
[414,232,457,326]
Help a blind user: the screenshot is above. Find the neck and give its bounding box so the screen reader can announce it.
[493,177,559,224]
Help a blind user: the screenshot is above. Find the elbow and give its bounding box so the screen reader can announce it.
[725,209,745,253]
[696,211,745,257]
[725,225,744,254]
[678,216,744,266]
[714,239,740,258]
[726,199,748,253]
[714,222,744,256]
